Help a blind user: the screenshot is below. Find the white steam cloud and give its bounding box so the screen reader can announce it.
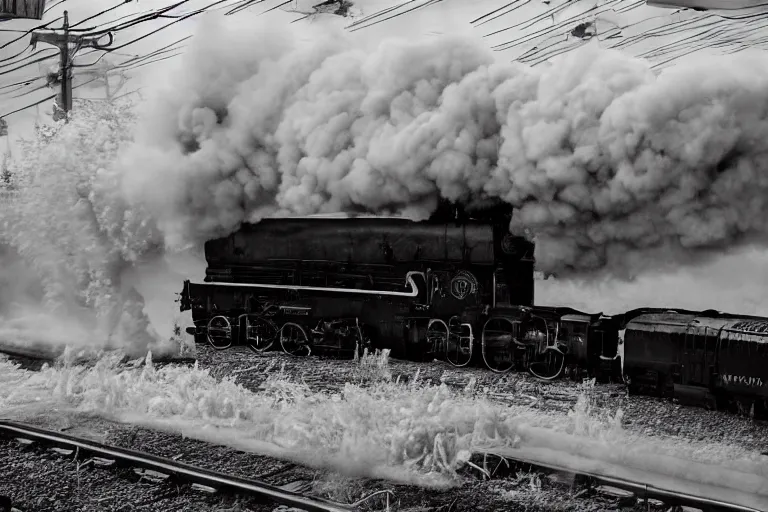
[114,14,768,277]
[3,10,768,357]
[0,102,194,358]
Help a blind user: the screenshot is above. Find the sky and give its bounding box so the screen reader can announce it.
[2,0,768,147]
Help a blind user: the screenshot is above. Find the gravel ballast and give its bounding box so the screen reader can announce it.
[2,343,766,512]
[0,420,651,512]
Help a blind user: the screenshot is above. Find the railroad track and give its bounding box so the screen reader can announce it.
[469,451,766,512]
[1,419,764,512]
[0,420,372,512]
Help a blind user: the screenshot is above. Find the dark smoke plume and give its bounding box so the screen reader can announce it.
[113,14,768,275]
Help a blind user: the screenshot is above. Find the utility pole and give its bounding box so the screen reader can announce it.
[30,11,113,121]
[59,10,71,119]
[0,117,12,191]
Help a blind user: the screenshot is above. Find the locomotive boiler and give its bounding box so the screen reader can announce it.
[179,201,536,363]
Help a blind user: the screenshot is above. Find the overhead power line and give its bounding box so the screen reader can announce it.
[0,0,297,119]
[0,0,234,118]
[27,10,113,121]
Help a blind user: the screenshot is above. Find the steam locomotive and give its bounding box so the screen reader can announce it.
[178,201,768,417]
[179,201,536,359]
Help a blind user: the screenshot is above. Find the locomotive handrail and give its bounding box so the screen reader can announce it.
[188,271,425,298]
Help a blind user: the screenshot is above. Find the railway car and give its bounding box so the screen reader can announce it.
[622,310,768,416]
[179,201,536,362]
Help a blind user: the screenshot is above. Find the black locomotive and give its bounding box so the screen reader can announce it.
[178,202,768,417]
[180,201,536,362]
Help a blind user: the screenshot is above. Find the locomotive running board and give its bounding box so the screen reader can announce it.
[187,271,424,298]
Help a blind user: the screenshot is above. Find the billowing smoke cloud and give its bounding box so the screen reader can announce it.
[0,101,190,358]
[113,13,768,276]
[4,10,767,358]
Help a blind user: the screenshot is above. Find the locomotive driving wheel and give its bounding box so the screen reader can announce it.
[529,347,566,381]
[426,319,449,361]
[244,314,278,353]
[280,322,311,357]
[481,317,517,373]
[207,315,233,350]
[445,316,473,368]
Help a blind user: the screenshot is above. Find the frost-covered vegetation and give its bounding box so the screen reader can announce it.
[2,350,767,500]
[0,99,188,358]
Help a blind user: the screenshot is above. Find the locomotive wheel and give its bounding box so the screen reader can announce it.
[445,317,472,368]
[206,315,233,350]
[481,318,516,374]
[529,348,565,381]
[426,319,449,361]
[280,322,311,357]
[244,315,278,353]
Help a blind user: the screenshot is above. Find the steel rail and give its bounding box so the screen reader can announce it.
[0,420,355,512]
[2,419,762,511]
[487,452,765,512]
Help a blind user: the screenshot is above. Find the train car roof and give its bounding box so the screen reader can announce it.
[243,214,501,225]
[625,311,768,342]
[719,317,768,343]
[624,311,700,333]
[533,305,604,321]
[495,305,605,321]
[267,213,413,219]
